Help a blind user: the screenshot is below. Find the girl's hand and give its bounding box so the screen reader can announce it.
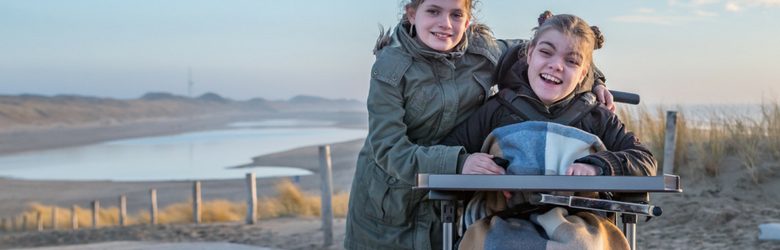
[462,153,505,175]
[593,85,615,112]
[565,163,600,176]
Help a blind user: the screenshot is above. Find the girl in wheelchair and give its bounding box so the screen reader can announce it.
[441,12,657,250]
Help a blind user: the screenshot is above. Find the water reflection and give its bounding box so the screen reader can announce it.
[0,120,366,181]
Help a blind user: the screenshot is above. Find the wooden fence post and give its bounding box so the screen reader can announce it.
[10,217,16,232]
[1,218,5,232]
[193,181,201,224]
[319,145,334,246]
[150,189,158,225]
[51,207,58,230]
[21,215,27,232]
[246,173,257,225]
[91,200,100,228]
[71,205,78,230]
[36,212,43,231]
[119,195,127,227]
[663,111,679,175]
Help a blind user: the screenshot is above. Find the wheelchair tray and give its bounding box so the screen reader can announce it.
[415,174,682,195]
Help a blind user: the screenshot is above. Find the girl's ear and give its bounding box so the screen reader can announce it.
[578,65,590,83]
[526,45,534,64]
[406,7,416,24]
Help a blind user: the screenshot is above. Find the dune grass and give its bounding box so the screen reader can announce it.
[5,179,348,231]
[619,102,780,183]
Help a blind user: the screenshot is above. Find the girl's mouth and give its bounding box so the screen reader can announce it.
[540,73,562,85]
[432,32,451,39]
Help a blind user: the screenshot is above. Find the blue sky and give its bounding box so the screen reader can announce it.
[1,0,779,104]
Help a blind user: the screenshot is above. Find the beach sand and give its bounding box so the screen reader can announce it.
[2,113,780,249]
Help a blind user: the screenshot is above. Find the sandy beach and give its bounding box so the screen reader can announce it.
[2,112,780,249]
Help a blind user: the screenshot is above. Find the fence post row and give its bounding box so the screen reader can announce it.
[193,181,201,224]
[246,173,258,225]
[150,189,158,225]
[319,145,335,247]
[663,111,679,175]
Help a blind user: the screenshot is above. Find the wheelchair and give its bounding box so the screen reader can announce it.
[414,91,683,250]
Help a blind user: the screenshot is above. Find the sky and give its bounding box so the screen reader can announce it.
[1,0,779,104]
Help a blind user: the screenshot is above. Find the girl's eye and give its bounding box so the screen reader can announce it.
[452,12,463,19]
[427,9,439,15]
[539,49,552,56]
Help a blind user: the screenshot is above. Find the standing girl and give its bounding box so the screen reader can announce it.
[345,1,611,249]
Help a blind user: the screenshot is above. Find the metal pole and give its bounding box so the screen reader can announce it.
[150,189,158,225]
[193,181,201,224]
[246,173,257,224]
[318,145,334,246]
[623,214,638,250]
[662,111,678,175]
[119,195,127,227]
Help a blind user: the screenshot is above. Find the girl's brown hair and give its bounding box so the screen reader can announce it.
[529,11,605,63]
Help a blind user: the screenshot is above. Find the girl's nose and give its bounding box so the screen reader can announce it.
[547,60,563,71]
[439,15,452,29]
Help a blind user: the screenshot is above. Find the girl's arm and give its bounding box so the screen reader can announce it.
[364,75,464,185]
[575,110,657,177]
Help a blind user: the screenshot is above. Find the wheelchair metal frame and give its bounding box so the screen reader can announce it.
[415,174,683,250]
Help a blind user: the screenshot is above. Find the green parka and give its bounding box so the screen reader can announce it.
[344,22,515,250]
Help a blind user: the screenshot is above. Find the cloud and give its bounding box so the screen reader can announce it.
[725,2,743,11]
[724,0,780,12]
[611,15,687,25]
[638,8,656,13]
[694,10,719,16]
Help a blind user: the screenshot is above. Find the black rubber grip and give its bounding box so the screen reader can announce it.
[609,90,640,105]
[492,157,510,169]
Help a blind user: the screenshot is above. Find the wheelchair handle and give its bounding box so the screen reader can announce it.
[609,90,640,105]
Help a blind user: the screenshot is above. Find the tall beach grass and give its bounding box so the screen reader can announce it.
[619,101,780,183]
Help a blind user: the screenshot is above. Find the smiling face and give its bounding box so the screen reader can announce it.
[407,0,470,52]
[526,29,590,106]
